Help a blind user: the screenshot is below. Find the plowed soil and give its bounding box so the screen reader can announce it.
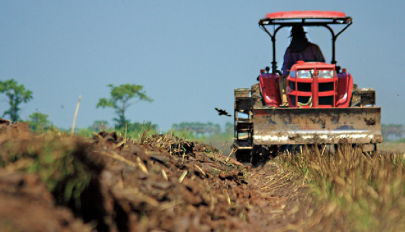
[0,121,309,232]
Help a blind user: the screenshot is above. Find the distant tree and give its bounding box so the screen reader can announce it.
[206,122,214,134]
[213,124,221,134]
[225,122,233,134]
[0,79,33,122]
[195,122,205,136]
[127,121,158,133]
[28,112,50,132]
[172,123,180,131]
[171,122,222,136]
[382,124,404,140]
[91,120,110,132]
[96,84,153,129]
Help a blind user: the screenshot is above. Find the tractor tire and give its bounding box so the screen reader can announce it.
[235,149,252,163]
[251,145,279,167]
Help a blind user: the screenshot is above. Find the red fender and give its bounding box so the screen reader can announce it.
[336,73,353,107]
[259,73,281,107]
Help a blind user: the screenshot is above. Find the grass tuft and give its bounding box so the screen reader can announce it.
[281,144,405,231]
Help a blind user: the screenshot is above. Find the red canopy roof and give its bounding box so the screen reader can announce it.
[265,11,347,20]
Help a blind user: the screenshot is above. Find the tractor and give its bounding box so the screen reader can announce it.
[233,11,382,163]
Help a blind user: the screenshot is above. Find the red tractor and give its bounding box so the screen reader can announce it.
[233,11,382,163]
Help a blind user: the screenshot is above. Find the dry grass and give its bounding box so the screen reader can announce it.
[281,144,405,232]
[380,141,405,153]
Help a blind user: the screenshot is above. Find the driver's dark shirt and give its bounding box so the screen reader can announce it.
[282,43,325,75]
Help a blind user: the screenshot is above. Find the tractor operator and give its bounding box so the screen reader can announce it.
[282,25,325,75]
[279,25,325,105]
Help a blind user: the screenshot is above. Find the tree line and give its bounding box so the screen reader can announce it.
[171,122,233,135]
[382,124,405,140]
[0,79,50,132]
[0,79,155,133]
[0,79,232,136]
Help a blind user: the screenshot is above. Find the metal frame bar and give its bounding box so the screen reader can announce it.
[259,19,352,73]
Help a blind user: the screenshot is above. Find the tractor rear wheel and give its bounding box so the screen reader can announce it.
[251,145,279,167]
[235,149,252,163]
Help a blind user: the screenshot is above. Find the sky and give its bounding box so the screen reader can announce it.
[1,1,405,132]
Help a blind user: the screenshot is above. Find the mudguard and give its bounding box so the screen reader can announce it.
[336,73,353,107]
[259,73,281,107]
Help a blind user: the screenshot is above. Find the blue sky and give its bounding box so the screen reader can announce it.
[1,1,404,131]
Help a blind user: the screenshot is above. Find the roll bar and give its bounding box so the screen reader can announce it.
[259,16,352,74]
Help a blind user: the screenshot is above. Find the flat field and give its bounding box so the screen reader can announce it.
[1,121,404,232]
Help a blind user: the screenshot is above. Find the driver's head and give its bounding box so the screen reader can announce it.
[290,25,307,38]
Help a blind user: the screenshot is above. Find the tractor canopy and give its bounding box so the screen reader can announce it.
[260,11,351,24]
[259,11,352,73]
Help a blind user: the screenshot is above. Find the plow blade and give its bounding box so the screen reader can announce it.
[253,107,382,145]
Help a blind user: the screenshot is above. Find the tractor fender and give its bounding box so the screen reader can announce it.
[259,73,281,107]
[336,73,353,107]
